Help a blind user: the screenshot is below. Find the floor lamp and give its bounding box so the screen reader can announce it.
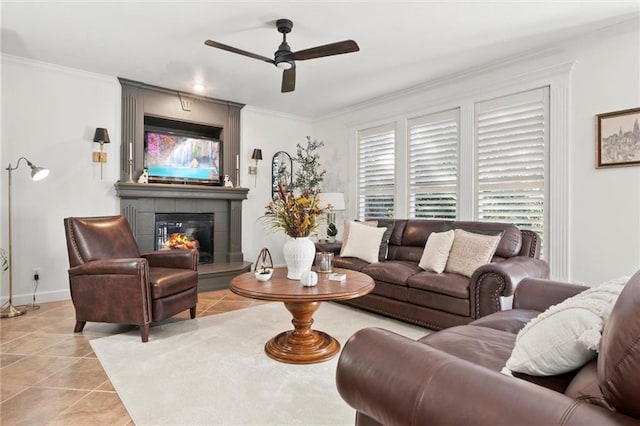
[1,157,49,318]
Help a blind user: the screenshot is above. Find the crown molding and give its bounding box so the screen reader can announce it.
[1,53,118,84]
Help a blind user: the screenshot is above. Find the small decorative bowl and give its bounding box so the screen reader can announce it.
[255,269,273,282]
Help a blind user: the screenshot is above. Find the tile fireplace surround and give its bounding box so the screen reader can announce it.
[115,181,250,290]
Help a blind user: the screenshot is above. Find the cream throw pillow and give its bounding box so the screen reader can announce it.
[418,230,455,273]
[340,220,377,256]
[340,221,386,264]
[502,278,627,376]
[444,229,501,278]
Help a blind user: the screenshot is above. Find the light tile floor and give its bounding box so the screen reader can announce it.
[1,289,266,425]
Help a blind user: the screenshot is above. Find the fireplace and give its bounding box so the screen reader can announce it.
[155,213,214,264]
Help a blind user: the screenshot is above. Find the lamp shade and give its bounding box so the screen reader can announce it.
[251,149,263,160]
[318,192,345,210]
[30,165,50,181]
[93,128,110,144]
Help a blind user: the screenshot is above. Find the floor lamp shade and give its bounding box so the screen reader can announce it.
[1,157,50,318]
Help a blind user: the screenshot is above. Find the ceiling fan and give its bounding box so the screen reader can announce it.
[204,19,359,93]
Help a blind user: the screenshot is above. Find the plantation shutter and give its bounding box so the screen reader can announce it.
[357,123,395,219]
[475,87,548,238]
[408,109,459,219]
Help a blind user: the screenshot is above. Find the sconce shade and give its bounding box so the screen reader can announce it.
[251,149,263,160]
[318,192,345,211]
[93,128,111,144]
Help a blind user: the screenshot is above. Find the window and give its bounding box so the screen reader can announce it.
[475,87,548,238]
[408,109,459,219]
[357,123,395,219]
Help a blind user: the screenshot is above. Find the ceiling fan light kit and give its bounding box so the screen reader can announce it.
[205,18,359,93]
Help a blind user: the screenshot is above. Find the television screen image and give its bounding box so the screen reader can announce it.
[144,131,222,184]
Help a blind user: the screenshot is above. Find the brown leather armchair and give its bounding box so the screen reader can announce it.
[64,215,199,342]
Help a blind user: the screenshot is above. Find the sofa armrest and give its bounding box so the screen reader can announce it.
[512,278,588,312]
[470,256,550,318]
[337,328,635,426]
[142,249,198,270]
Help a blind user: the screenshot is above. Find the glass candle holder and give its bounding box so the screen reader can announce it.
[315,252,334,273]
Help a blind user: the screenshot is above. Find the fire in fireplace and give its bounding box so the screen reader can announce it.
[155,213,214,264]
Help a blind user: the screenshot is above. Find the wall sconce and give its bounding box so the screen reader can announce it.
[2,157,49,318]
[249,148,263,187]
[92,127,110,180]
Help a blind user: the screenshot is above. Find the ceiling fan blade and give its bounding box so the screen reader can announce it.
[281,68,296,93]
[204,40,274,64]
[293,40,359,61]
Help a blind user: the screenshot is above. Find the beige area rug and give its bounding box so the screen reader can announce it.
[90,302,428,426]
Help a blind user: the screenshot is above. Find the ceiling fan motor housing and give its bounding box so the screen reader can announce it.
[275,43,294,69]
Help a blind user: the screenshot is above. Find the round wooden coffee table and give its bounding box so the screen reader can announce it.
[230,267,374,364]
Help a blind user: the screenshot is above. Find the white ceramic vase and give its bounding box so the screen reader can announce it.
[283,236,316,280]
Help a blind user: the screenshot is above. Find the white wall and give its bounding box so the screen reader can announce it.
[240,106,312,267]
[567,21,640,284]
[1,55,121,304]
[313,18,640,285]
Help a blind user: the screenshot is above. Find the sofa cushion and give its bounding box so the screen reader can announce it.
[408,288,470,317]
[369,281,409,301]
[419,325,515,372]
[418,230,455,273]
[362,261,422,286]
[419,324,578,393]
[401,220,447,247]
[470,309,541,334]
[406,271,469,299]
[149,267,198,299]
[445,229,501,278]
[340,221,387,263]
[564,360,611,409]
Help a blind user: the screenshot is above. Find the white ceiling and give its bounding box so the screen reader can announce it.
[1,1,638,117]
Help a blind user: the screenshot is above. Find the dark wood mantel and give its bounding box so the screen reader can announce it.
[115,181,249,200]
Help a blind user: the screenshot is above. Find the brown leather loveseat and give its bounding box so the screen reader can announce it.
[331,219,549,330]
[336,271,640,425]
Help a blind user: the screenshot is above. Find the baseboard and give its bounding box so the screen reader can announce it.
[0,289,71,306]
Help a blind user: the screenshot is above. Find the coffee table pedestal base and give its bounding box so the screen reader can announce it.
[264,300,341,364]
[265,330,340,364]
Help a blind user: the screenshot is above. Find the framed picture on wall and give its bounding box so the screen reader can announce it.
[595,107,640,168]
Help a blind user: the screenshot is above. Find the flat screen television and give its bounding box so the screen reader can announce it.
[144,130,222,185]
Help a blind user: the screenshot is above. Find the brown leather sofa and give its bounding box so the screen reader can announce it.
[329,219,549,330]
[336,271,640,425]
[64,215,199,342]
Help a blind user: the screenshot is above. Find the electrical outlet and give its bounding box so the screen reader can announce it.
[32,267,40,281]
